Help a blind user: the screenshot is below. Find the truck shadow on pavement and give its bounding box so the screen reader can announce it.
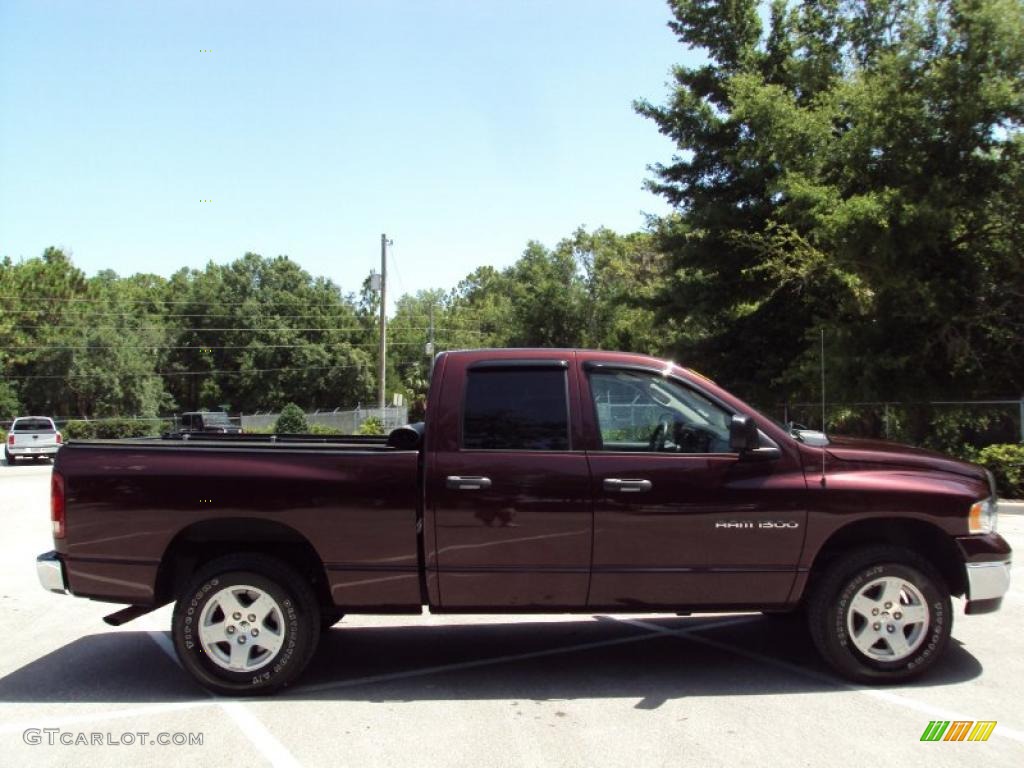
[0,615,983,707]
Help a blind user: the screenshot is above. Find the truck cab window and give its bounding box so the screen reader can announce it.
[13,418,55,432]
[462,369,569,451]
[589,370,731,453]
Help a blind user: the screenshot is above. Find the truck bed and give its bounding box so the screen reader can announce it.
[53,439,423,611]
[158,432,393,447]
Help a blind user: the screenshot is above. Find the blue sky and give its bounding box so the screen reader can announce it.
[0,1,694,305]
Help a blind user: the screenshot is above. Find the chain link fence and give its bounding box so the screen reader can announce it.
[45,407,410,436]
[239,406,409,433]
[775,398,1024,452]
[33,398,1024,450]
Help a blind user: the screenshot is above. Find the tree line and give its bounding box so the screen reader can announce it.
[0,228,662,421]
[2,1,1022,450]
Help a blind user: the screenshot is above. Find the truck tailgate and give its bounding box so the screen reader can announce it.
[12,431,59,448]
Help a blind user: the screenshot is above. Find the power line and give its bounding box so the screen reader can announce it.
[0,295,362,308]
[4,309,372,319]
[1,342,441,351]
[0,297,499,317]
[4,325,483,333]
[3,361,422,381]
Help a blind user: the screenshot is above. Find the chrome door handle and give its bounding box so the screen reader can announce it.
[446,475,492,491]
[603,478,653,493]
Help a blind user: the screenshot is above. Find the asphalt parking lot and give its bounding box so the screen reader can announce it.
[0,459,1021,767]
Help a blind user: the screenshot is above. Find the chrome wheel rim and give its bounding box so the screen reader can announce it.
[198,584,285,672]
[846,576,929,661]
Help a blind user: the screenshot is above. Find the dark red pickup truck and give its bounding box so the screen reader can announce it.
[37,349,1011,695]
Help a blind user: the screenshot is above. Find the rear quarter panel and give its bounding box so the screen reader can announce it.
[55,443,421,609]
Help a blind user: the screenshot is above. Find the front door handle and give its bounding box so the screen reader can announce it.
[446,475,492,491]
[603,478,653,493]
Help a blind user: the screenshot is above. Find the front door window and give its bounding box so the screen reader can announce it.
[589,370,732,453]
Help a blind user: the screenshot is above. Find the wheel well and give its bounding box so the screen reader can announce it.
[805,518,966,600]
[154,518,334,612]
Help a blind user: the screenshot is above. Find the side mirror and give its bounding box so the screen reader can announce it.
[387,422,425,450]
[729,415,759,453]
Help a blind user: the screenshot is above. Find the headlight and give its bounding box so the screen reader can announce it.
[969,498,998,534]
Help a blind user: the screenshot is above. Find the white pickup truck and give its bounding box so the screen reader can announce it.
[5,416,62,463]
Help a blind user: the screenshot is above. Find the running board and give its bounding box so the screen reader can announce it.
[103,605,154,626]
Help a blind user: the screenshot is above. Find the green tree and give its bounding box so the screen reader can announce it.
[162,254,374,413]
[66,269,171,418]
[446,265,517,348]
[637,0,1024,404]
[0,248,90,418]
[553,227,664,353]
[356,416,384,435]
[274,402,309,433]
[386,289,448,403]
[0,382,18,420]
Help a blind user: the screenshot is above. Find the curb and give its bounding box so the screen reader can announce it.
[998,500,1024,515]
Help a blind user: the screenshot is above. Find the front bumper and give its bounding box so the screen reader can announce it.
[964,559,1011,614]
[956,532,1012,614]
[37,551,68,594]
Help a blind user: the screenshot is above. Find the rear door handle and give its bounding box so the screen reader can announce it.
[446,475,492,491]
[603,478,653,493]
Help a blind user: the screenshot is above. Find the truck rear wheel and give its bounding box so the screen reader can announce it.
[172,554,321,695]
[808,545,951,684]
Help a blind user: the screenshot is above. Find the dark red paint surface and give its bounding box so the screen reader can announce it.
[52,348,1009,613]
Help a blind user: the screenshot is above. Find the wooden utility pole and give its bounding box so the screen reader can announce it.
[378,234,390,411]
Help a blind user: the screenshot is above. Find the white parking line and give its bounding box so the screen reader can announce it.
[0,614,792,751]
[614,616,1024,745]
[146,631,303,768]
[220,702,301,768]
[147,629,179,667]
[2,617,706,738]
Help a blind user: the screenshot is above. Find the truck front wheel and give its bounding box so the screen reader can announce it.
[808,546,951,684]
[172,554,321,695]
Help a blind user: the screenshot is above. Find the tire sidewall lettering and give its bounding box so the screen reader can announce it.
[177,571,304,690]
[834,562,943,672]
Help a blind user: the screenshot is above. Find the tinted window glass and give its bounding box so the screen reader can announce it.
[463,369,569,451]
[590,370,731,453]
[13,418,55,432]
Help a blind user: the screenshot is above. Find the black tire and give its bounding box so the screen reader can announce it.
[4,449,14,464]
[172,553,321,696]
[808,545,951,684]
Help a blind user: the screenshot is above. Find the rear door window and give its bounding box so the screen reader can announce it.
[13,418,55,432]
[462,368,569,451]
